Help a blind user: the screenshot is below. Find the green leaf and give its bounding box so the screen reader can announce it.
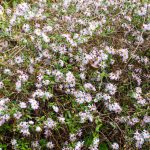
[40,139,47,147]
[96,124,103,132]
[99,143,108,150]
[0,144,7,150]
[84,133,93,147]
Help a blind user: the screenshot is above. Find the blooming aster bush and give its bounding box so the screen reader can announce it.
[0,0,150,149]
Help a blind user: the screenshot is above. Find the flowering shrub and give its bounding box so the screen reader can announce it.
[0,0,149,149]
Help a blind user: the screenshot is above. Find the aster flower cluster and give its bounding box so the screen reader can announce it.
[0,0,149,149]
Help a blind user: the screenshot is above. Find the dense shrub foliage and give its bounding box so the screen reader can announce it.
[0,0,150,149]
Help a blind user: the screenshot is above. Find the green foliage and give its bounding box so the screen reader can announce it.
[99,143,108,150]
